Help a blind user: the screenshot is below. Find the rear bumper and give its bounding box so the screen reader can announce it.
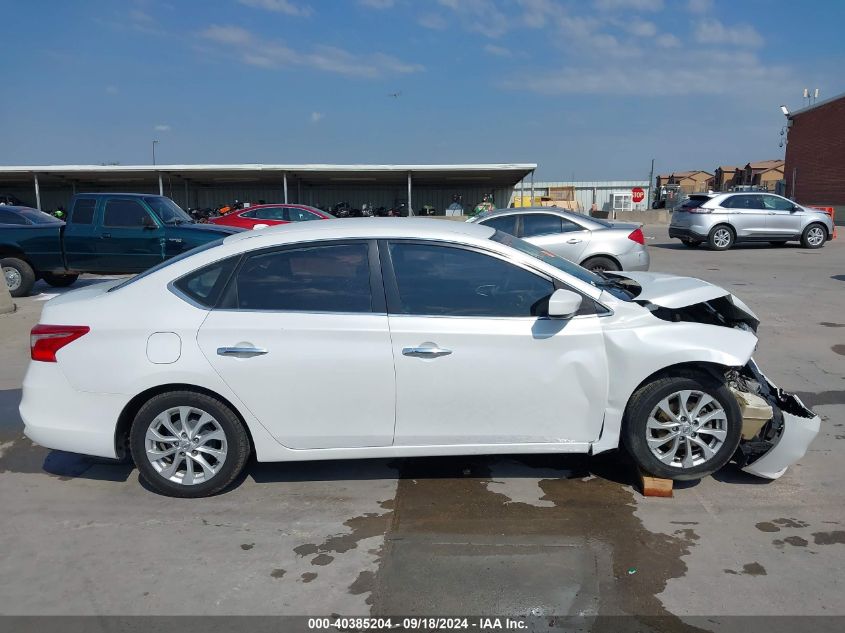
[20,362,127,459]
[668,226,708,241]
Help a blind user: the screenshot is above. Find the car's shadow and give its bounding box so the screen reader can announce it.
[650,241,806,251]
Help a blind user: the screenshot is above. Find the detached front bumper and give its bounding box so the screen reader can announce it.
[737,360,821,480]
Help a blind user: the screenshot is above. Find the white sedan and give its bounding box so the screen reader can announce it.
[20,219,819,497]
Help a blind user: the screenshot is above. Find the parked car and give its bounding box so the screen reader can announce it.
[0,194,27,206]
[20,219,818,497]
[208,203,334,229]
[1,193,241,297]
[468,207,649,273]
[668,192,835,250]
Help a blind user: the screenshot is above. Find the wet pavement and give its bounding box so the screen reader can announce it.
[0,228,843,629]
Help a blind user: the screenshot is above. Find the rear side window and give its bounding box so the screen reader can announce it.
[480,215,517,235]
[287,207,321,222]
[173,257,238,308]
[104,199,150,227]
[521,214,562,237]
[723,195,763,210]
[227,243,372,312]
[680,196,708,209]
[0,209,28,224]
[70,198,96,224]
[253,207,287,221]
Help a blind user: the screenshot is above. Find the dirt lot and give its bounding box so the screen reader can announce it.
[0,226,843,631]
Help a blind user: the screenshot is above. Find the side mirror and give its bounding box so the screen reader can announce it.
[791,204,801,212]
[547,288,582,319]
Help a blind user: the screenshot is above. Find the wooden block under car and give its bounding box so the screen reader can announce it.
[637,468,674,497]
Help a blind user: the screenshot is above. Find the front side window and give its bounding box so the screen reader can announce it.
[388,242,554,317]
[70,198,96,224]
[761,195,794,211]
[230,243,372,312]
[144,197,193,225]
[521,214,563,237]
[480,215,517,235]
[103,199,152,227]
[287,207,321,222]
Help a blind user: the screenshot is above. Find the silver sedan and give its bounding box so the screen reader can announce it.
[468,207,650,272]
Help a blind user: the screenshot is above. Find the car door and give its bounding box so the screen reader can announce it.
[519,213,590,262]
[63,197,102,271]
[721,194,767,238]
[196,240,396,449]
[383,240,608,446]
[94,197,165,272]
[761,194,802,237]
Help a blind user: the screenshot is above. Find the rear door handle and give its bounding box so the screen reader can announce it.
[217,347,268,357]
[402,346,452,358]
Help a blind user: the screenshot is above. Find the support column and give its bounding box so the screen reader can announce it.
[530,170,535,206]
[407,171,413,216]
[297,179,301,204]
[184,180,189,209]
[283,171,289,204]
[158,173,164,196]
[34,173,41,210]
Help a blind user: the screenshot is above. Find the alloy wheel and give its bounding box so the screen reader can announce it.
[806,226,825,246]
[144,406,228,485]
[3,267,21,292]
[713,228,731,248]
[645,390,728,469]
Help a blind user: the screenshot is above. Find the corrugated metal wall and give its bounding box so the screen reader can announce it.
[513,180,651,213]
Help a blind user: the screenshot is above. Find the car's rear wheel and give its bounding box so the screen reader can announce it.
[681,239,701,248]
[2,257,36,297]
[801,223,827,249]
[622,373,742,481]
[130,391,250,497]
[42,272,79,288]
[707,225,734,251]
[581,256,620,273]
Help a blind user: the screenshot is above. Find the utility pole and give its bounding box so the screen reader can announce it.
[152,140,160,166]
[648,158,655,206]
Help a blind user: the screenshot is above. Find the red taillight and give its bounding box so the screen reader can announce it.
[30,325,90,362]
[627,227,645,245]
[686,207,712,214]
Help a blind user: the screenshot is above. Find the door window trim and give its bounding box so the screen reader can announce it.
[213,238,387,315]
[378,238,607,319]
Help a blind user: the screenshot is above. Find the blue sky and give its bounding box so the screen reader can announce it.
[2,0,844,179]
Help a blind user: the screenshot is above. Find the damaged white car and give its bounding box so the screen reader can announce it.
[20,220,820,497]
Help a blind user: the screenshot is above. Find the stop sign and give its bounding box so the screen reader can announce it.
[632,187,645,203]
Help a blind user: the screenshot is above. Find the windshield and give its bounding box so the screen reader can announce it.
[108,238,225,292]
[144,196,194,224]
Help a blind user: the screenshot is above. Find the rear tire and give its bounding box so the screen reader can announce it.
[707,225,734,251]
[130,391,250,498]
[581,256,620,273]
[622,373,742,481]
[2,257,36,297]
[42,272,79,288]
[800,223,827,249]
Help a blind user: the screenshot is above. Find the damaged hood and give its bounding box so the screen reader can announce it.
[606,270,758,318]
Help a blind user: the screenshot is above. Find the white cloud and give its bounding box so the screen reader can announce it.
[483,43,513,57]
[594,0,664,11]
[435,0,510,37]
[154,124,171,132]
[657,33,681,48]
[359,0,394,8]
[687,0,713,13]
[310,111,324,123]
[417,13,448,30]
[200,25,424,78]
[237,0,312,17]
[694,18,763,48]
[626,19,657,37]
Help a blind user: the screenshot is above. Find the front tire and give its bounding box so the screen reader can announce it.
[42,272,79,288]
[707,225,734,251]
[622,373,742,481]
[2,257,36,297]
[130,391,250,497]
[801,223,827,249]
[581,256,620,273]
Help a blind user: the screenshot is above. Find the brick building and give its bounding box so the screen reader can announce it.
[784,91,845,214]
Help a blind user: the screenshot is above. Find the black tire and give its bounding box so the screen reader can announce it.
[42,272,79,288]
[800,223,827,249]
[622,372,742,481]
[581,256,620,273]
[769,241,788,247]
[130,391,250,497]
[707,225,734,251]
[1,257,36,298]
[681,239,701,248]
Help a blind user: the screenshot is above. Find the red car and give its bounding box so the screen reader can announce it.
[208,204,334,229]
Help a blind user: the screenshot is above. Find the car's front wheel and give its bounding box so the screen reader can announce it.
[800,223,827,249]
[622,373,742,481]
[130,391,250,497]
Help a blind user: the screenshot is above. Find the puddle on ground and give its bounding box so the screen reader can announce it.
[832,345,845,356]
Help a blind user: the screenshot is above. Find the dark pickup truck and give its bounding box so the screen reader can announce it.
[1,193,242,297]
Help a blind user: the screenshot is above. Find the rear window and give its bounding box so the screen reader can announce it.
[70,198,96,224]
[680,196,709,209]
[173,257,239,308]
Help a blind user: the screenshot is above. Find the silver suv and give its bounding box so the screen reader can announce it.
[668,192,834,250]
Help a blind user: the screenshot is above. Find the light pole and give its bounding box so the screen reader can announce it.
[152,140,160,166]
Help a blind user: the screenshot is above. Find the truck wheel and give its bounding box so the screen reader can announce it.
[42,272,79,288]
[2,257,36,298]
[622,373,742,481]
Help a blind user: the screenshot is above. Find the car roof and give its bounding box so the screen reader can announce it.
[224,217,495,245]
[477,206,607,227]
[75,193,167,198]
[0,205,39,213]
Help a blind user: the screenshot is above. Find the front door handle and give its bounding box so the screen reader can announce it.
[102,233,112,239]
[217,346,268,357]
[566,238,582,244]
[402,346,452,358]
